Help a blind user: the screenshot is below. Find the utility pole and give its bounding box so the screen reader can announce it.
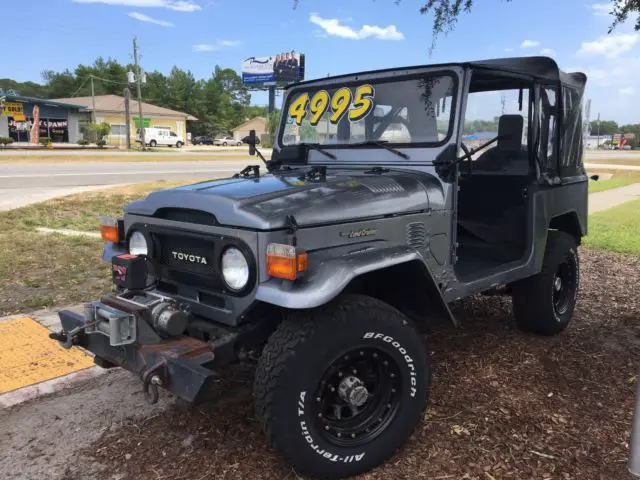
[597,113,601,149]
[90,75,96,124]
[133,36,146,150]
[124,87,131,150]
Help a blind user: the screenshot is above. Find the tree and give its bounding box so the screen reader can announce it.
[589,120,619,135]
[295,1,640,45]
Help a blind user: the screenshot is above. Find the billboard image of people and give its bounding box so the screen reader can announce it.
[242,51,304,85]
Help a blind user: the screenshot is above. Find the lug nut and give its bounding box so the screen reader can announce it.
[351,433,356,438]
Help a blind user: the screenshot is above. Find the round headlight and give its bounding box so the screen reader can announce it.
[221,247,249,291]
[129,230,149,256]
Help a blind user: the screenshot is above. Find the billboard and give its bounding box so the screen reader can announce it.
[242,51,305,86]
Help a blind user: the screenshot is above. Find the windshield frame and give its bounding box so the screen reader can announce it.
[277,69,460,151]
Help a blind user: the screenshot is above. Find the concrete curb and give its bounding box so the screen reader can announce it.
[0,367,106,409]
[36,227,101,238]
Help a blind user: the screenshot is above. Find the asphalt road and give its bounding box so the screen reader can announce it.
[0,160,247,189]
[0,151,637,211]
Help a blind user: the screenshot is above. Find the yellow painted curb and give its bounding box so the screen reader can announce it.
[0,317,94,394]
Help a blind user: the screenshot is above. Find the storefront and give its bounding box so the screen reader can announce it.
[0,93,88,143]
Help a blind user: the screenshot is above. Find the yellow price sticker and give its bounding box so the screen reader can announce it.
[288,85,376,127]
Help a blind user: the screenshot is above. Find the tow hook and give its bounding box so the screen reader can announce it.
[143,375,162,404]
[48,325,86,349]
[141,364,167,405]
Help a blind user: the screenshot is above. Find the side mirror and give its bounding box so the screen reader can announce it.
[590,174,599,181]
[248,130,256,156]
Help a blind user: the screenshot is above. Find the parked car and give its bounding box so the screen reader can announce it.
[136,127,184,148]
[241,135,260,145]
[214,136,242,146]
[192,135,214,145]
[53,56,588,480]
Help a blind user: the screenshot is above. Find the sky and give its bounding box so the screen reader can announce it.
[4,0,640,124]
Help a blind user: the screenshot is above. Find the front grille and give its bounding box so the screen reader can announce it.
[154,233,217,277]
[142,227,255,297]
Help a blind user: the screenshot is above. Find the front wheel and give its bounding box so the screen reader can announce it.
[149,140,157,147]
[222,141,227,146]
[512,231,580,335]
[254,295,430,479]
[236,141,242,146]
[176,141,183,148]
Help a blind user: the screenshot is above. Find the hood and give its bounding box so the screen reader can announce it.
[125,169,445,230]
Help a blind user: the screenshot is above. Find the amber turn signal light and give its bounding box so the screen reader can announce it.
[99,216,122,243]
[266,243,308,281]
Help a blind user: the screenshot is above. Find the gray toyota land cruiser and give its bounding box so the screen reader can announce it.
[52,56,588,479]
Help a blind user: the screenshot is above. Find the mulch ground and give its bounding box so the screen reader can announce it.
[72,247,639,479]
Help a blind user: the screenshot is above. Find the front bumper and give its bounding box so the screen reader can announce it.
[52,294,217,404]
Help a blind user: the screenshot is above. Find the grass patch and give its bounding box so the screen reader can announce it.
[584,199,640,255]
[588,170,640,193]
[0,180,190,315]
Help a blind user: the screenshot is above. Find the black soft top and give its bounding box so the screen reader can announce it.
[289,56,586,92]
[470,56,586,90]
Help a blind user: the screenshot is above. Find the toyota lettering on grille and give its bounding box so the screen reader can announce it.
[171,251,208,265]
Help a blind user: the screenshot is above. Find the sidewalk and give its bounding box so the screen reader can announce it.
[585,162,640,171]
[589,183,640,213]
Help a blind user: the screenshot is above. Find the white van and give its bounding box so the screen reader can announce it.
[136,127,184,148]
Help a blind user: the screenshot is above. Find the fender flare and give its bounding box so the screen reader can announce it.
[255,245,457,326]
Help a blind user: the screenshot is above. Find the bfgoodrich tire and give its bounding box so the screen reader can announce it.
[512,231,580,335]
[254,295,430,479]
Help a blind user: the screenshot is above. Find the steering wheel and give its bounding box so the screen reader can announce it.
[459,142,473,173]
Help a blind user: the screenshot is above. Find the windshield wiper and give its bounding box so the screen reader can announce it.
[299,142,336,159]
[347,140,409,159]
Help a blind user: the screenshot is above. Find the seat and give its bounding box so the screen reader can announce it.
[474,114,528,174]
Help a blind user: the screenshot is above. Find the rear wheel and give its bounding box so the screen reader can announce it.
[254,295,430,479]
[512,231,580,335]
[223,141,227,146]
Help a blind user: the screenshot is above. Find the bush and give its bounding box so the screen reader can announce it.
[77,139,90,146]
[0,137,14,147]
[39,137,51,146]
[96,140,107,148]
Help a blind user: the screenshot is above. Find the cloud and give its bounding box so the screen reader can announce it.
[590,3,610,16]
[127,11,173,26]
[73,0,201,12]
[219,40,242,47]
[521,40,540,48]
[193,44,218,52]
[578,33,640,58]
[619,87,635,95]
[540,48,556,55]
[309,13,404,41]
[192,39,241,52]
[504,47,514,53]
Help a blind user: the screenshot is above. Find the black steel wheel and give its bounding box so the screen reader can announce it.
[512,231,580,335]
[254,295,430,479]
[313,347,402,447]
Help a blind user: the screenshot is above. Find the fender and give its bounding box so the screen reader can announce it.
[255,244,457,326]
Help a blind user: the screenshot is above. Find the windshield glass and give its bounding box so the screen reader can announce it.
[280,73,457,148]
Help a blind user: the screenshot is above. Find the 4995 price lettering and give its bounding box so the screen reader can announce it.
[288,85,376,127]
